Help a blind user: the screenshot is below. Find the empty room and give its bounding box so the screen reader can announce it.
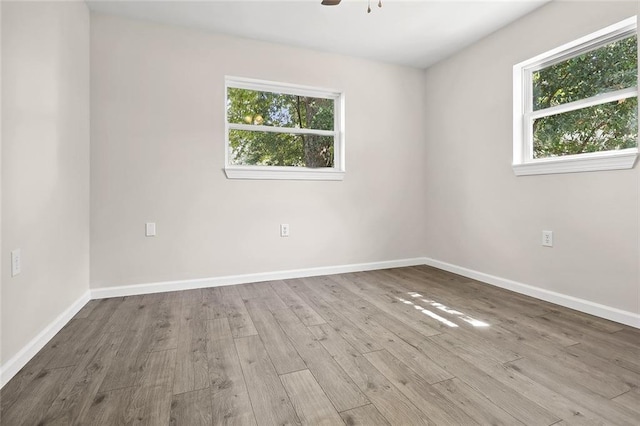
[1,0,639,424]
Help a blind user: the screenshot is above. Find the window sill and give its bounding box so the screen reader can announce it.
[513,149,638,176]
[224,166,345,181]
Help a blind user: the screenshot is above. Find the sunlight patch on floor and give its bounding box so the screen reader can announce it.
[405,292,490,328]
[396,297,459,327]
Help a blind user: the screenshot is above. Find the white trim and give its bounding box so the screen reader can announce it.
[224,166,345,180]
[3,256,638,391]
[423,257,640,329]
[527,87,638,121]
[92,257,640,328]
[224,76,346,180]
[228,123,336,137]
[513,148,638,176]
[519,16,637,71]
[225,76,342,99]
[90,258,428,299]
[0,290,91,388]
[513,64,525,165]
[513,16,638,175]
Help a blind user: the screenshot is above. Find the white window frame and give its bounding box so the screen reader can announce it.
[224,76,345,181]
[513,16,638,176]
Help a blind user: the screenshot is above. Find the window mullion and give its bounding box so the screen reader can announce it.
[228,122,335,137]
[530,86,638,121]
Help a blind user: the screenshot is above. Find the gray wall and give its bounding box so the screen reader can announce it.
[423,1,639,314]
[90,14,427,289]
[1,1,90,365]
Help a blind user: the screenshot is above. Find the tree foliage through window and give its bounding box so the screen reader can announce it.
[531,34,638,158]
[227,87,336,168]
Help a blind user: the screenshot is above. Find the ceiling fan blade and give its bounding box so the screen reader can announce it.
[321,0,342,5]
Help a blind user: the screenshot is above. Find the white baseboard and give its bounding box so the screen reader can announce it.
[0,290,91,388]
[90,257,429,299]
[3,255,636,391]
[93,256,639,328]
[423,257,640,329]
[0,258,424,390]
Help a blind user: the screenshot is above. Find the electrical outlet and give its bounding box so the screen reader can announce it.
[542,230,553,247]
[11,249,21,277]
[280,224,290,237]
[146,222,156,237]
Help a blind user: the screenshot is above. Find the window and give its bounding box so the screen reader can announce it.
[224,77,345,180]
[513,17,638,176]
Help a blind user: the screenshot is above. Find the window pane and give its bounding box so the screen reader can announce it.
[533,35,637,111]
[227,88,334,130]
[533,97,638,158]
[229,129,334,167]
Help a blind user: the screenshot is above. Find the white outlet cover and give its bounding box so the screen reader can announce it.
[146,222,156,237]
[542,230,553,247]
[280,224,289,237]
[11,249,21,276]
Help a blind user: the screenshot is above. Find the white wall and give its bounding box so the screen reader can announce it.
[1,1,90,367]
[0,0,4,369]
[423,1,639,316]
[90,14,427,289]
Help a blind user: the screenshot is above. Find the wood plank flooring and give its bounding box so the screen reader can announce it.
[2,265,639,425]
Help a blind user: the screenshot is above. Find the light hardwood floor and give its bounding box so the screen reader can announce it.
[1,265,639,425]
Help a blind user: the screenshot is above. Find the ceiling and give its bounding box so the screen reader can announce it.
[86,0,550,69]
